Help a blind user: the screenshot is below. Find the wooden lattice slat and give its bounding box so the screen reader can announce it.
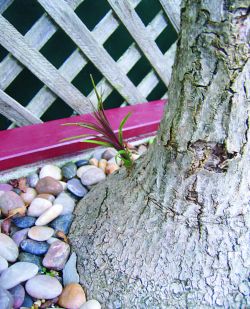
[0,0,13,14]
[0,0,84,90]
[37,0,146,104]
[0,89,42,126]
[0,15,92,114]
[107,0,171,87]
[159,0,181,32]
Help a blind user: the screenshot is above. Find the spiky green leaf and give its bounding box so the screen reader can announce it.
[118,112,131,144]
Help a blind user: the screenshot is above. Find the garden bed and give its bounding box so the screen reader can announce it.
[0,138,152,309]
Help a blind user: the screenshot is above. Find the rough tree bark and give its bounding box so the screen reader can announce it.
[70,1,250,308]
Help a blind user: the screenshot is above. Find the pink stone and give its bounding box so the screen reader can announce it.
[42,240,70,270]
[0,184,13,192]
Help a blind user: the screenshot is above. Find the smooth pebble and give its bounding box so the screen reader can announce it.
[102,147,117,160]
[20,239,49,255]
[76,165,96,178]
[0,191,25,216]
[63,252,79,286]
[50,214,74,235]
[67,178,88,198]
[12,228,29,247]
[0,287,13,309]
[0,256,8,273]
[0,233,19,262]
[43,240,70,270]
[39,164,62,180]
[58,283,86,309]
[54,192,75,215]
[0,262,38,289]
[18,252,43,271]
[25,275,62,299]
[12,216,36,228]
[36,177,63,195]
[35,204,63,226]
[9,284,25,309]
[27,197,52,217]
[81,167,106,186]
[28,226,54,241]
[80,299,102,309]
[20,188,37,205]
[27,173,39,188]
[62,162,77,179]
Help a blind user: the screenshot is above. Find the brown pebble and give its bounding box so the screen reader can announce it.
[89,158,98,167]
[105,163,119,175]
[58,283,86,309]
[36,177,63,195]
[98,159,107,172]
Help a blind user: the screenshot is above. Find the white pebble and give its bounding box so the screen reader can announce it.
[35,204,63,226]
[39,165,62,180]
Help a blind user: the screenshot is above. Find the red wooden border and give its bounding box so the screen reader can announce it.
[0,100,166,170]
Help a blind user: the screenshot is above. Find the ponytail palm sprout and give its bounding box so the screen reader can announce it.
[61,76,134,169]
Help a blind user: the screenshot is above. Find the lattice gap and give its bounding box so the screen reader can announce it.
[0,0,179,130]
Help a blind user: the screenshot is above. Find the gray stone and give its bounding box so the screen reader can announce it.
[54,192,76,215]
[0,256,8,273]
[62,162,77,179]
[80,168,106,186]
[18,252,43,271]
[27,173,39,188]
[63,252,79,286]
[43,240,70,270]
[67,178,88,197]
[0,262,38,289]
[102,147,117,160]
[50,214,74,235]
[25,275,62,299]
[0,287,14,309]
[0,233,19,262]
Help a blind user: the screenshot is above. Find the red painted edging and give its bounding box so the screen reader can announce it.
[0,100,166,170]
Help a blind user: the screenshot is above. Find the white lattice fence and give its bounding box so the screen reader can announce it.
[0,0,180,129]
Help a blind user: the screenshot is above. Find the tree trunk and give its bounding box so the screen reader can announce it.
[70,1,250,308]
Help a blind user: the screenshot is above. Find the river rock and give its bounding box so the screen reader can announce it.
[80,300,102,309]
[12,228,29,246]
[59,181,67,190]
[47,237,59,245]
[0,256,8,273]
[20,188,37,205]
[37,193,55,203]
[67,178,88,198]
[9,284,25,309]
[0,184,13,192]
[28,226,54,241]
[12,216,36,228]
[92,148,105,160]
[76,165,96,178]
[35,204,63,226]
[0,233,18,262]
[43,240,70,270]
[58,283,86,309]
[27,173,39,188]
[0,191,25,216]
[98,159,107,172]
[18,252,43,271]
[62,162,77,179]
[0,190,4,197]
[89,158,98,167]
[54,192,75,215]
[0,287,13,309]
[106,162,119,175]
[50,214,74,234]
[39,164,62,180]
[63,252,79,286]
[102,147,117,160]
[75,159,88,167]
[27,197,52,217]
[81,167,106,186]
[25,275,62,299]
[0,262,38,289]
[36,177,63,195]
[20,239,49,255]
